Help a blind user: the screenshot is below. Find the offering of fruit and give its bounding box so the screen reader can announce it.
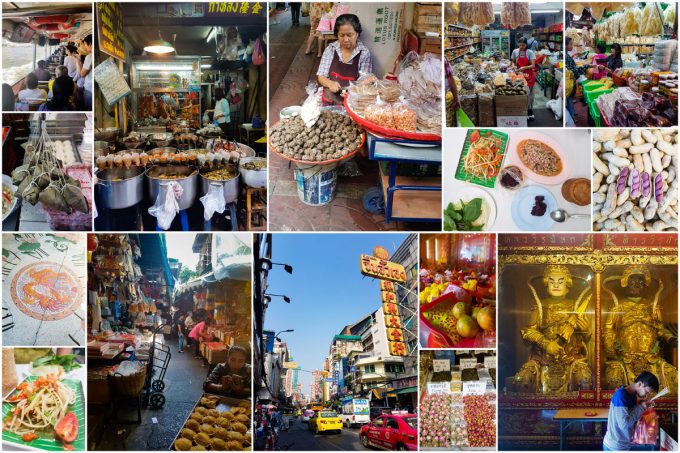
[456,315,480,338]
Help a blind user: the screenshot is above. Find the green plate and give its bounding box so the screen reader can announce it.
[455,129,509,188]
[2,376,85,451]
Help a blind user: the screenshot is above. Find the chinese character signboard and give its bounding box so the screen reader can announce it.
[360,254,406,283]
[206,2,265,17]
[97,3,125,60]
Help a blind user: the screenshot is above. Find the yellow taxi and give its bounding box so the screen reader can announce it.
[308,410,343,434]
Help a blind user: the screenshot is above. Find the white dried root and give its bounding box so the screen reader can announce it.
[593,128,678,231]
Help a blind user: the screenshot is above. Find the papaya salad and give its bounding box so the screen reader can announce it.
[3,372,80,448]
[463,130,504,181]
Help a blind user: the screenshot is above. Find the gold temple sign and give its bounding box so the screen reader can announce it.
[499,233,593,252]
[381,291,397,304]
[360,255,406,283]
[380,281,396,292]
[604,233,678,251]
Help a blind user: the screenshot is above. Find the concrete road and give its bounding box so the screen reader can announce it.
[275,416,371,451]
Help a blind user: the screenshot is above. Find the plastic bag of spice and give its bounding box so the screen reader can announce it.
[477,94,495,127]
[460,94,478,126]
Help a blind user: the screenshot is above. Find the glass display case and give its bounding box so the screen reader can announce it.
[130,56,202,127]
[497,233,678,450]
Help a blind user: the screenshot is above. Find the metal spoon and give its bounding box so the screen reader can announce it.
[550,209,590,223]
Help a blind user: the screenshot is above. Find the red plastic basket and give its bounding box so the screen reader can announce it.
[343,96,442,142]
[43,163,92,231]
[612,73,628,87]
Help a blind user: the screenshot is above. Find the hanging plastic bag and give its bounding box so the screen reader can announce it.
[252,37,265,66]
[632,408,659,446]
[148,182,183,230]
[200,183,226,221]
[300,82,322,127]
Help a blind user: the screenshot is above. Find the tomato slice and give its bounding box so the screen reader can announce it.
[470,130,480,143]
[55,412,79,444]
[22,433,39,442]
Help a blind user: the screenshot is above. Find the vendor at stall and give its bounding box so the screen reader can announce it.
[317,13,373,105]
[597,43,624,77]
[203,345,251,399]
[565,37,589,123]
[214,88,231,138]
[510,37,537,120]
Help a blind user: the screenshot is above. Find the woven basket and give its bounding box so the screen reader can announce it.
[43,164,92,230]
[109,363,147,396]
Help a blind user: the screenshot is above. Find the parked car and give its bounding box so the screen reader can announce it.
[308,410,343,434]
[359,413,417,451]
[369,406,393,420]
[302,409,315,422]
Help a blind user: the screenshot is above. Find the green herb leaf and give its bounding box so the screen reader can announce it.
[463,198,483,222]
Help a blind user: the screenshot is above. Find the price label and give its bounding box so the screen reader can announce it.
[427,382,451,395]
[433,359,450,372]
[496,115,528,128]
[459,358,478,369]
[484,356,496,368]
[463,381,487,395]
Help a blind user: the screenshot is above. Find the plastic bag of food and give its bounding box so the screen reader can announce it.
[632,408,659,445]
[640,3,662,36]
[460,94,478,126]
[391,100,417,132]
[365,96,395,129]
[477,94,495,127]
[377,79,401,103]
[200,182,226,221]
[663,5,675,26]
[300,81,322,128]
[459,2,494,27]
[148,181,183,230]
[622,8,639,35]
[445,2,460,24]
[63,182,89,214]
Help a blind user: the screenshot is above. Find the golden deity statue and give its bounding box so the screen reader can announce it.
[511,265,593,393]
[603,265,678,394]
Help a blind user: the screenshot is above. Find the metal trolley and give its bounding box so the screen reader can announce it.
[142,322,172,409]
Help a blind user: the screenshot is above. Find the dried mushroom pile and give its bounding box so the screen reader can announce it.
[11,125,89,214]
[593,129,678,231]
[173,395,251,451]
[270,110,362,162]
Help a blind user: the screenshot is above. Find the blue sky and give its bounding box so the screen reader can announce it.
[264,233,409,394]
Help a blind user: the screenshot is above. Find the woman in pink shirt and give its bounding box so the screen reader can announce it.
[188,317,213,359]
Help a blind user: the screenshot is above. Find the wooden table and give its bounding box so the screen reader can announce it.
[553,407,609,450]
[319,33,337,54]
[238,124,265,147]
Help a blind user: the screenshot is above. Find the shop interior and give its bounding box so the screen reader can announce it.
[268,2,442,231]
[497,234,678,450]
[419,233,496,349]
[86,233,252,451]
[3,113,93,231]
[93,2,267,232]
[446,2,564,128]
[2,2,93,112]
[565,2,678,127]
[420,349,497,450]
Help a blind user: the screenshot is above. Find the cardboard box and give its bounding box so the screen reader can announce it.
[414,2,441,16]
[405,30,442,56]
[495,94,528,117]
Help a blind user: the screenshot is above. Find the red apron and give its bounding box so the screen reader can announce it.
[322,47,361,106]
[516,49,536,88]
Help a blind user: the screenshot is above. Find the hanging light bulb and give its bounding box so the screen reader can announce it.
[144,30,175,54]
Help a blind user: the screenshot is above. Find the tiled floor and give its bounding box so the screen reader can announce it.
[268,10,434,231]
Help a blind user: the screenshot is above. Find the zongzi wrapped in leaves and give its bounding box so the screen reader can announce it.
[39,183,69,212]
[11,165,30,185]
[33,166,51,190]
[62,183,89,214]
[22,182,40,206]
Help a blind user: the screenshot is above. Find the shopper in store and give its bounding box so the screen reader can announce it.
[597,43,624,77]
[589,43,608,80]
[32,60,51,82]
[203,345,252,398]
[603,371,658,451]
[188,315,214,359]
[317,14,373,105]
[214,87,231,138]
[511,37,537,120]
[527,32,541,52]
[184,310,195,346]
[17,73,47,103]
[177,312,187,353]
[565,37,589,124]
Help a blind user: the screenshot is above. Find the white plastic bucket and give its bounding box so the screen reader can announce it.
[294,162,338,206]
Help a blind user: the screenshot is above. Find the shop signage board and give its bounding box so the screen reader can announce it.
[463,381,487,395]
[93,59,131,107]
[97,3,125,61]
[392,376,417,389]
[283,362,298,369]
[433,359,451,372]
[427,382,450,395]
[360,255,406,283]
[484,356,496,368]
[459,358,478,369]
[205,2,265,17]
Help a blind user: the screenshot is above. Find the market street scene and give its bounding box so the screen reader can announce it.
[86,233,252,450]
[445,2,564,127]
[2,2,94,112]
[419,234,496,349]
[565,2,678,127]
[268,3,442,231]
[3,113,94,231]
[253,233,418,450]
[497,233,678,450]
[93,2,267,231]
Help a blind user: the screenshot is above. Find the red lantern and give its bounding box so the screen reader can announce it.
[87,234,98,252]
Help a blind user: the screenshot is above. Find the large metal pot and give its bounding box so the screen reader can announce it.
[200,165,240,204]
[239,157,267,188]
[96,166,145,209]
[145,165,198,211]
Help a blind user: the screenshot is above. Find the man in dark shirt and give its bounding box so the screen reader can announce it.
[203,345,251,399]
[32,60,51,82]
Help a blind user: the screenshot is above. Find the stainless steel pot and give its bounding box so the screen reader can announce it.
[145,165,198,211]
[200,166,240,205]
[96,166,145,209]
